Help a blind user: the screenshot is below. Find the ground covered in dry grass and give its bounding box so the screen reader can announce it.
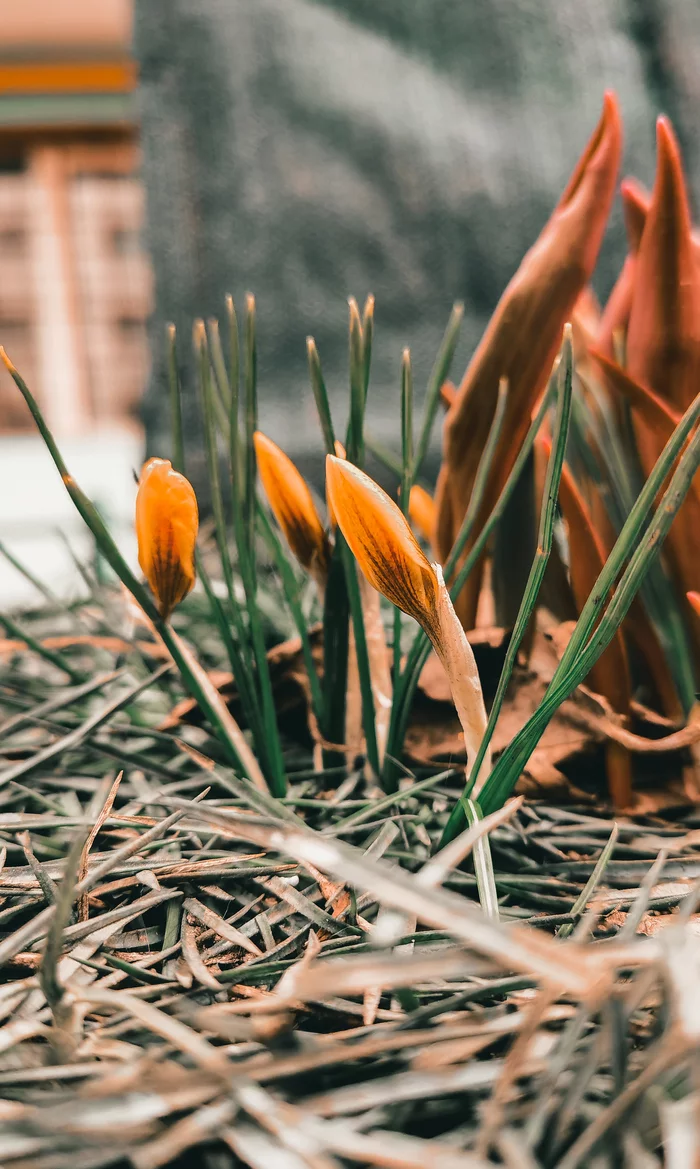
[0,596,699,1168]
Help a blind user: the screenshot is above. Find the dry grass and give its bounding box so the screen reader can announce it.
[0,594,699,1167]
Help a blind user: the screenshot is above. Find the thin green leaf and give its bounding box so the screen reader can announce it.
[557,823,619,939]
[1,350,265,785]
[166,323,185,473]
[441,333,573,845]
[480,391,700,815]
[462,798,499,920]
[413,302,464,480]
[306,337,336,457]
[346,298,366,465]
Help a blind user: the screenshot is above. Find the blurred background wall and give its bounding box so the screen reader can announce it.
[0,0,148,603]
[134,0,700,483]
[1,0,699,601]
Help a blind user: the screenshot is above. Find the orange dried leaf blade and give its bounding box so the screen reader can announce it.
[436,93,622,629]
[626,117,700,415]
[440,380,457,410]
[590,349,681,442]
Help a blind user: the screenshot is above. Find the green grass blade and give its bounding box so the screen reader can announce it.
[322,542,350,767]
[0,537,55,604]
[0,611,85,685]
[195,322,236,607]
[1,349,262,785]
[346,298,366,465]
[463,798,499,920]
[443,376,510,582]
[305,336,348,764]
[166,323,185,473]
[382,378,552,791]
[257,504,324,722]
[441,333,573,845]
[226,295,242,500]
[413,302,464,481]
[479,394,700,815]
[307,337,336,456]
[342,300,381,776]
[365,437,403,479]
[362,294,374,399]
[394,349,414,691]
[549,391,700,692]
[342,538,381,779]
[206,317,232,415]
[195,554,263,744]
[574,378,695,711]
[244,293,258,560]
[557,822,618,939]
[195,322,265,746]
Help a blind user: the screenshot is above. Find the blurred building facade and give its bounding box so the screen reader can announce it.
[0,0,151,437]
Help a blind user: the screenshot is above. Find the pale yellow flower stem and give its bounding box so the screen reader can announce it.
[358,574,393,768]
[431,565,491,796]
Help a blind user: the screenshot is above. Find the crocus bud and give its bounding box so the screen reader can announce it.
[326,455,490,786]
[326,456,439,637]
[136,458,198,619]
[254,432,329,581]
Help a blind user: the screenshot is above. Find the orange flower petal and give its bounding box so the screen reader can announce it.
[325,455,439,637]
[436,92,622,629]
[136,458,198,619]
[688,592,700,620]
[626,117,700,414]
[408,484,436,544]
[254,432,329,576]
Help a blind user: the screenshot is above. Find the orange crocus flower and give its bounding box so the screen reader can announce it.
[136,458,198,619]
[254,432,329,581]
[326,456,439,637]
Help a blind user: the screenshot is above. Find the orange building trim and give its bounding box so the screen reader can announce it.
[0,60,136,96]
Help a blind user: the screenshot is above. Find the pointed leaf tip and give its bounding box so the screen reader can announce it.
[620,177,649,252]
[626,114,700,414]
